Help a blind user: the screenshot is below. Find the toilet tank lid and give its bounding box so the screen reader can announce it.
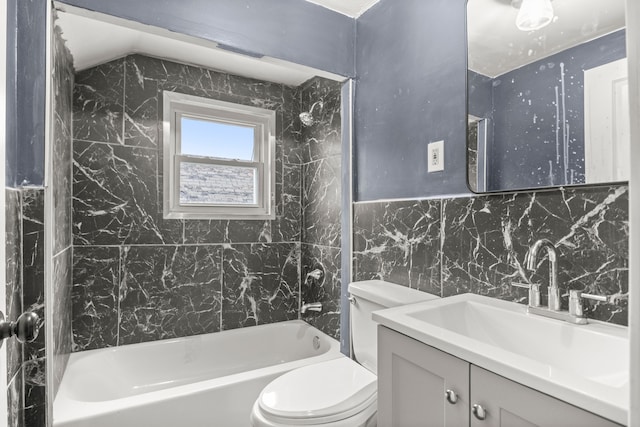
[348,280,439,307]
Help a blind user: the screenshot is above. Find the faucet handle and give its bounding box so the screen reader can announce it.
[511,282,541,307]
[568,290,625,324]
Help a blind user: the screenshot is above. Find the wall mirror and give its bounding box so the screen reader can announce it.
[466,0,628,192]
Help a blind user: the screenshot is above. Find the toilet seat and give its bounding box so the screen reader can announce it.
[255,358,377,425]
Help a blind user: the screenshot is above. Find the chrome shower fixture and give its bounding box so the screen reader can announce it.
[304,263,326,286]
[299,101,324,127]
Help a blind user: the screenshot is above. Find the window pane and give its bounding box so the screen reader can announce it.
[181,117,255,161]
[179,162,257,205]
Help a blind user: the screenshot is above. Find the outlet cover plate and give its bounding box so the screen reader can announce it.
[428,140,444,172]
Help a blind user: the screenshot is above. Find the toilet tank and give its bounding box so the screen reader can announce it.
[348,280,439,373]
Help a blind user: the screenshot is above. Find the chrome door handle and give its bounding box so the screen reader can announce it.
[0,311,40,347]
[472,403,487,420]
[445,389,458,404]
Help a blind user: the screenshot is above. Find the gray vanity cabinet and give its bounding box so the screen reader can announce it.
[377,326,470,426]
[470,365,621,427]
[378,326,622,427]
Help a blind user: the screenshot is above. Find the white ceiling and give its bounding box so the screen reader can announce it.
[468,0,626,77]
[305,0,380,17]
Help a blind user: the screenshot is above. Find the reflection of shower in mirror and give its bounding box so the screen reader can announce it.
[299,101,324,127]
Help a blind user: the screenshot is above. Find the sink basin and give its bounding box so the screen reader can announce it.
[372,293,629,424]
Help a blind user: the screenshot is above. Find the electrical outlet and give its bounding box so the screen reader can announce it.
[428,140,444,172]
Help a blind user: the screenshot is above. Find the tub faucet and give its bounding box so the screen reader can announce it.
[301,302,322,314]
[526,239,560,311]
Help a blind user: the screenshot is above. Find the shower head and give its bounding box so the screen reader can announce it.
[299,112,316,127]
[299,101,324,127]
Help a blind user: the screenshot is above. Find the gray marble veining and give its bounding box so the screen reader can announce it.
[5,189,22,383]
[119,245,223,345]
[73,59,124,145]
[71,55,345,352]
[51,27,75,405]
[298,78,343,340]
[73,140,183,246]
[222,243,300,330]
[353,199,442,295]
[303,156,341,248]
[22,189,45,362]
[72,246,121,351]
[299,78,342,163]
[51,249,72,399]
[353,185,628,325]
[442,186,628,324]
[301,244,341,340]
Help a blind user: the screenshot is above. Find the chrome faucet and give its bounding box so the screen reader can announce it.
[301,302,322,314]
[526,239,561,311]
[523,239,622,325]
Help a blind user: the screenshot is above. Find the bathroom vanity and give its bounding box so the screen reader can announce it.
[373,294,628,426]
[378,326,621,426]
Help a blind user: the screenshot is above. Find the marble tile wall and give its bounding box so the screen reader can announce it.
[50,25,74,404]
[299,78,342,340]
[6,189,23,427]
[22,188,47,426]
[353,185,629,325]
[72,55,306,350]
[5,188,47,427]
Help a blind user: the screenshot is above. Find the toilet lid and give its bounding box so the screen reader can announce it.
[257,358,377,424]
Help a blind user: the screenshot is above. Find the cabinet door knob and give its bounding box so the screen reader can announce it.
[445,389,458,404]
[472,404,487,420]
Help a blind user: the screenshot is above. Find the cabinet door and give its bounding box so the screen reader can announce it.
[470,366,622,427]
[378,326,470,427]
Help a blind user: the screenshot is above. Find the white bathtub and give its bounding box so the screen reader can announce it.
[54,320,342,427]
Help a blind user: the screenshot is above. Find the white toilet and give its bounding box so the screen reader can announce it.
[250,280,439,427]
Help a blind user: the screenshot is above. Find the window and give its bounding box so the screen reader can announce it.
[163,91,276,219]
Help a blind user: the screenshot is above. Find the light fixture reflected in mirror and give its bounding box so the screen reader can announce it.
[514,0,554,31]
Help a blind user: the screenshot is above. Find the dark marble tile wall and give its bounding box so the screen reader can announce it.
[4,188,47,427]
[21,188,47,425]
[222,243,300,330]
[119,245,223,344]
[72,55,304,351]
[353,199,442,295]
[353,185,629,326]
[6,188,23,427]
[50,25,75,404]
[299,78,342,339]
[301,244,341,339]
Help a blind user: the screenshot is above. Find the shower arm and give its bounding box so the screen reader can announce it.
[307,101,323,115]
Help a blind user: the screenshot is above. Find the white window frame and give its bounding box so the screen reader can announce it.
[163,91,276,220]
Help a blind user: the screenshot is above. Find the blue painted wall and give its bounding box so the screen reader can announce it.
[468,70,493,121]
[6,0,355,186]
[469,30,626,191]
[57,0,356,78]
[5,0,47,186]
[354,0,470,201]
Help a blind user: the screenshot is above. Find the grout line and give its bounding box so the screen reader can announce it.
[121,58,126,145]
[116,246,122,347]
[220,248,224,332]
[72,138,158,150]
[72,241,304,248]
